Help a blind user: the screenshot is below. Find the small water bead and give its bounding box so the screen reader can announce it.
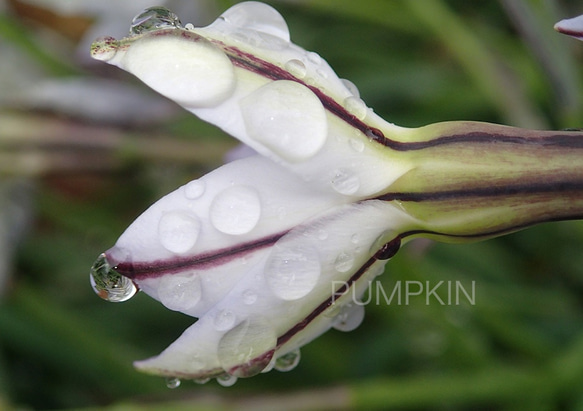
[241,80,328,162]
[349,138,365,153]
[341,78,360,98]
[90,253,137,302]
[265,244,321,300]
[193,377,211,385]
[333,304,365,332]
[284,59,307,79]
[307,51,322,65]
[184,180,205,200]
[210,186,261,235]
[130,7,182,36]
[274,349,301,372]
[331,168,360,195]
[158,211,201,254]
[214,309,236,331]
[216,373,238,387]
[343,96,367,121]
[165,377,181,389]
[242,289,258,305]
[158,273,202,311]
[334,252,355,273]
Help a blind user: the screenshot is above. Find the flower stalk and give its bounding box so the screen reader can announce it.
[88,2,583,384]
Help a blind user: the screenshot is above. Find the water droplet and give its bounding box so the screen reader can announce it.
[184,180,205,200]
[158,211,201,254]
[285,59,307,79]
[374,237,401,260]
[158,273,202,312]
[331,168,360,195]
[218,319,276,377]
[90,253,137,302]
[90,36,118,62]
[241,80,328,162]
[333,304,365,332]
[265,244,321,300]
[349,138,365,153]
[341,78,360,98]
[307,51,322,65]
[210,186,261,235]
[216,373,238,387]
[351,233,360,244]
[193,377,210,384]
[214,309,236,331]
[343,96,367,120]
[242,289,258,305]
[130,7,182,36]
[334,252,355,273]
[220,2,290,42]
[165,377,181,389]
[274,349,301,372]
[317,229,328,241]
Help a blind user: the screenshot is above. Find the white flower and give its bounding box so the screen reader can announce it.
[89,2,583,384]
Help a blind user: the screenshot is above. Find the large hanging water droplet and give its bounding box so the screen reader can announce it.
[265,244,321,300]
[210,186,261,235]
[130,7,182,36]
[89,253,137,302]
[165,377,181,389]
[274,348,301,372]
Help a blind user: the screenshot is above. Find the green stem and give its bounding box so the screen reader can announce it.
[382,122,583,241]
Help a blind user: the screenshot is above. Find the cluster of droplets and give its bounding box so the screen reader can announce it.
[89,253,137,302]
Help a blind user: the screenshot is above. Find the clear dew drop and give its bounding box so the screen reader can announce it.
[214,309,236,331]
[285,59,307,79]
[265,244,321,300]
[158,273,202,312]
[130,7,182,36]
[210,186,261,235]
[343,96,367,121]
[165,377,181,389]
[184,180,206,200]
[349,138,365,153]
[274,349,301,372]
[334,252,355,273]
[158,211,201,254]
[193,377,211,385]
[216,373,238,387]
[331,168,360,195]
[89,253,137,303]
[240,80,328,162]
[242,289,258,305]
[333,303,365,332]
[341,78,360,98]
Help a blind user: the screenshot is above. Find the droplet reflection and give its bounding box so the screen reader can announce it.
[89,253,137,302]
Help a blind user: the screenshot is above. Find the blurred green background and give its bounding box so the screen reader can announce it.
[2,0,583,409]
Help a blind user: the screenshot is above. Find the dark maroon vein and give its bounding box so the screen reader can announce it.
[216,43,583,152]
[113,231,288,280]
[377,180,583,202]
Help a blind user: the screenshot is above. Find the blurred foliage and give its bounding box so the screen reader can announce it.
[2,0,583,409]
